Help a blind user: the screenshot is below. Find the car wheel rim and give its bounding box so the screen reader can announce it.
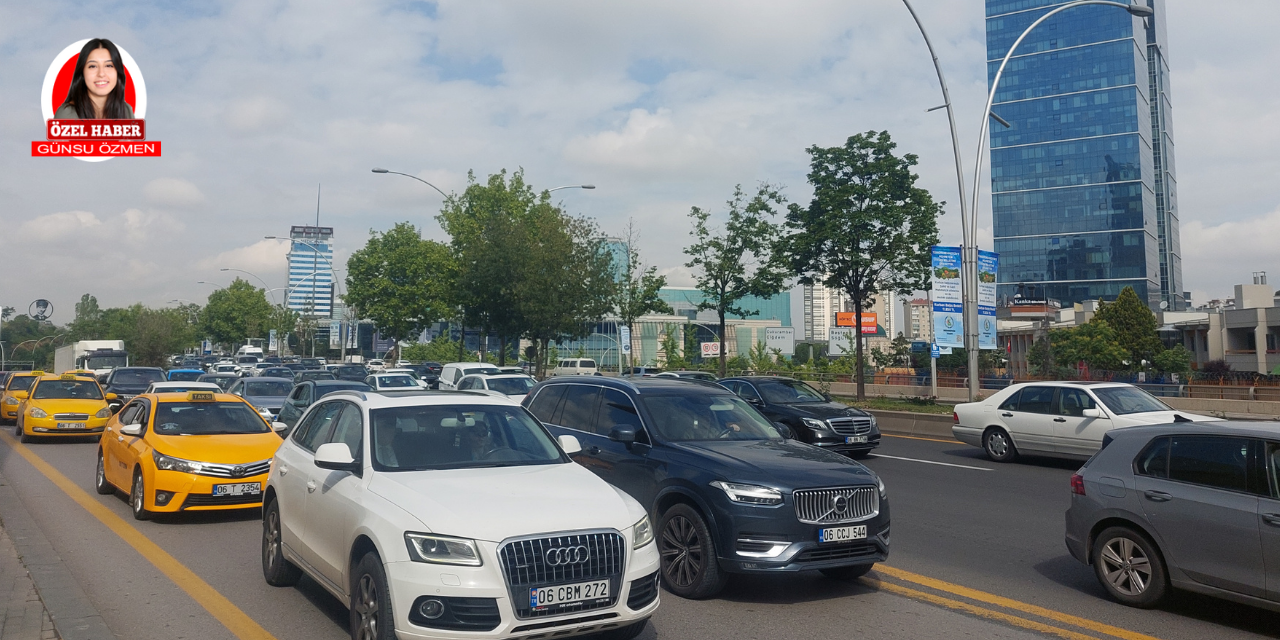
[265,509,280,569]
[354,574,379,639]
[987,433,1008,457]
[97,455,105,486]
[659,515,702,588]
[131,476,143,514]
[1100,537,1151,596]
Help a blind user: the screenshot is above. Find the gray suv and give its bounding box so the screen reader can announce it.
[1065,422,1280,611]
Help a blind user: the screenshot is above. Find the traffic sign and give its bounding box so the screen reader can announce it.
[701,341,720,357]
[930,343,940,359]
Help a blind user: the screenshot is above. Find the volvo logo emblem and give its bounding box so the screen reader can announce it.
[831,495,849,514]
[231,465,246,478]
[544,546,590,566]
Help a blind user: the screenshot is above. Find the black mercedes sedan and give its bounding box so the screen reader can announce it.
[524,376,889,599]
[719,376,880,457]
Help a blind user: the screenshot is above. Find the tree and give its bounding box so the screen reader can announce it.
[612,219,673,371]
[1092,286,1162,369]
[200,278,274,348]
[345,222,455,359]
[780,131,942,399]
[68,294,105,340]
[1049,320,1129,372]
[130,307,199,366]
[1153,344,1193,380]
[660,325,688,370]
[684,184,789,377]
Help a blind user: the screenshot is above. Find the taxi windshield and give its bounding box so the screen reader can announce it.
[32,380,103,400]
[152,402,270,435]
[243,380,292,397]
[6,376,36,392]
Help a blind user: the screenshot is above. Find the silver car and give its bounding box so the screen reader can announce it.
[1065,422,1280,612]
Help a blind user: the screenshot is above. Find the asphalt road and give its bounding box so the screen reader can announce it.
[0,430,1276,640]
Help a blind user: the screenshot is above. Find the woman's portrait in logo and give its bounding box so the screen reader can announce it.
[55,39,133,120]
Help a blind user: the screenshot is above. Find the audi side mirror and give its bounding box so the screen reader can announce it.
[557,434,582,455]
[315,442,359,471]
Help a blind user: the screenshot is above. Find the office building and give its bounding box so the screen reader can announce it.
[909,298,933,343]
[986,0,1181,311]
[286,225,334,317]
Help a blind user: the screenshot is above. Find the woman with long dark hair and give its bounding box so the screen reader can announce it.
[55,39,134,119]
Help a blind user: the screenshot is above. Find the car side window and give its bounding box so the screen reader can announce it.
[458,377,473,390]
[599,389,645,439]
[527,385,567,423]
[1014,386,1055,414]
[558,385,601,433]
[293,402,344,452]
[1134,437,1169,478]
[1168,436,1250,493]
[1056,388,1096,417]
[1269,443,1279,499]
[119,402,142,425]
[997,389,1022,411]
[737,383,762,403]
[327,403,364,461]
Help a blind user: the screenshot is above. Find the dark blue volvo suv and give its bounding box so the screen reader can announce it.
[524,376,889,599]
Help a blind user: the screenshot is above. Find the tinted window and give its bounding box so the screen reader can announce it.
[119,402,143,425]
[316,383,372,398]
[998,389,1022,411]
[289,385,308,402]
[370,404,563,470]
[579,360,597,369]
[243,380,293,397]
[152,402,270,435]
[527,385,567,422]
[1015,386,1056,414]
[6,376,36,392]
[1270,443,1279,499]
[1056,388,1097,417]
[599,389,642,436]
[168,371,202,382]
[111,370,164,385]
[642,394,782,441]
[737,383,762,403]
[1135,437,1169,478]
[1093,386,1171,415]
[558,385,601,432]
[327,404,364,460]
[375,375,417,388]
[1168,436,1250,493]
[32,380,103,400]
[487,378,534,396]
[758,379,825,404]
[294,402,344,452]
[457,377,475,390]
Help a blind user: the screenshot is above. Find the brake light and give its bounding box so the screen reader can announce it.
[952,411,959,424]
[1070,473,1086,496]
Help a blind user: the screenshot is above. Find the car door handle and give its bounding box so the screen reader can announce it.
[1001,412,1013,418]
[279,465,288,476]
[306,481,316,493]
[587,446,601,455]
[1263,513,1280,527]
[1053,417,1066,422]
[1143,490,1172,502]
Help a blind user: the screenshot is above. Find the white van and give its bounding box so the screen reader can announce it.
[551,358,599,377]
[236,345,264,358]
[438,362,500,390]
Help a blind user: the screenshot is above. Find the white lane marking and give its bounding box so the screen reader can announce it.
[868,454,992,471]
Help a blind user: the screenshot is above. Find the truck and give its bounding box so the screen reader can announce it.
[54,340,129,376]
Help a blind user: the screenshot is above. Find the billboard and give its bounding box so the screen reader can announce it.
[978,250,999,350]
[835,312,878,334]
[828,327,856,356]
[765,327,795,356]
[931,246,964,348]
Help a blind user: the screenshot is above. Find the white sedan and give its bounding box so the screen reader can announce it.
[953,381,1220,462]
[142,381,223,394]
[364,373,422,391]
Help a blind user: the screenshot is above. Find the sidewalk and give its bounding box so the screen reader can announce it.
[0,525,56,640]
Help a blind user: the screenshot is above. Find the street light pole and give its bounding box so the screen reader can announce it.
[219,268,278,305]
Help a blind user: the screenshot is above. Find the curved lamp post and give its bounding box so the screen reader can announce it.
[371,168,448,198]
[219,268,278,305]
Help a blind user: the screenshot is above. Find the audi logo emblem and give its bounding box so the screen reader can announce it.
[831,495,849,514]
[544,545,590,566]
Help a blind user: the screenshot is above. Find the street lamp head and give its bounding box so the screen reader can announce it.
[581,185,596,190]
[219,268,230,271]
[1125,4,1154,18]
[371,168,389,174]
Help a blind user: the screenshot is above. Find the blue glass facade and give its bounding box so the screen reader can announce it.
[986,0,1182,311]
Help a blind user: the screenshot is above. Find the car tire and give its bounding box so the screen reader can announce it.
[262,499,303,586]
[982,427,1018,463]
[130,469,151,521]
[94,450,114,495]
[18,422,33,444]
[1092,526,1168,608]
[588,619,648,640]
[658,503,726,599]
[350,552,395,640]
[820,563,875,580]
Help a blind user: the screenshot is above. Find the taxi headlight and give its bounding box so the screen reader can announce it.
[404,533,482,566]
[4,397,18,406]
[29,408,47,419]
[632,515,654,549]
[153,451,205,474]
[710,480,783,506]
[95,407,112,418]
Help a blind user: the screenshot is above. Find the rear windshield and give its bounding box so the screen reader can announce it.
[300,372,336,381]
[6,376,36,392]
[152,402,269,435]
[168,371,203,382]
[1093,387,1171,415]
[317,383,372,397]
[112,370,164,385]
[243,380,293,397]
[642,394,782,441]
[32,380,103,400]
[488,377,535,395]
[375,375,418,388]
[336,366,368,376]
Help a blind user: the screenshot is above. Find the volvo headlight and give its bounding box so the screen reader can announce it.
[95,407,112,418]
[801,418,828,431]
[404,533,483,566]
[632,515,654,549]
[877,475,887,499]
[710,481,783,506]
[153,451,205,474]
[29,407,47,419]
[4,397,18,406]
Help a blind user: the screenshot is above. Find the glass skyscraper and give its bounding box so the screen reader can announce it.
[286,225,334,317]
[986,0,1181,311]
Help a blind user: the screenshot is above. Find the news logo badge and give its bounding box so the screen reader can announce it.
[33,39,161,161]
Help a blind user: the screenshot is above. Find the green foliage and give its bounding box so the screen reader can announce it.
[780,131,942,398]
[1092,286,1162,368]
[1153,344,1193,379]
[684,184,789,376]
[200,278,274,347]
[345,222,454,345]
[1048,320,1130,372]
[748,340,775,372]
[128,306,200,367]
[613,219,673,371]
[660,325,688,370]
[68,294,104,340]
[3,315,62,369]
[402,335,463,364]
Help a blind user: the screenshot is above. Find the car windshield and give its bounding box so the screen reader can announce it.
[1092,386,1172,415]
[371,404,564,471]
[317,383,371,397]
[86,355,127,369]
[301,358,325,366]
[262,369,293,378]
[757,379,825,403]
[112,370,164,385]
[152,402,269,435]
[32,380,103,400]
[336,366,367,377]
[376,375,417,388]
[238,357,258,364]
[243,380,293,397]
[487,377,535,395]
[642,394,782,441]
[168,371,202,381]
[300,372,335,381]
[7,376,37,392]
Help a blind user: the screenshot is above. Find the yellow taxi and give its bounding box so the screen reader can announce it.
[95,391,286,520]
[3,371,47,423]
[16,373,116,442]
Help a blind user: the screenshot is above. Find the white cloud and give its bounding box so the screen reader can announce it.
[18,211,101,241]
[196,239,290,281]
[1181,206,1280,297]
[143,178,206,209]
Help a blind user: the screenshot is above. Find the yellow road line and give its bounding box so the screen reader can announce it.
[0,432,278,640]
[877,565,1161,640]
[883,433,959,444]
[864,576,1102,640]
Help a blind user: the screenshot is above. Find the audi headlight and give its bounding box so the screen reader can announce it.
[153,451,205,474]
[95,407,112,418]
[710,481,783,506]
[800,418,828,431]
[29,407,47,419]
[877,475,887,499]
[404,533,482,566]
[4,397,18,406]
[632,515,654,549]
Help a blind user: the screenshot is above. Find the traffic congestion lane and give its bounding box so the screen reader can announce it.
[863,434,1280,640]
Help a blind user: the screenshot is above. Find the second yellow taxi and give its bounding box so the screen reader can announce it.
[16,373,115,442]
[1,371,44,423]
[95,390,286,520]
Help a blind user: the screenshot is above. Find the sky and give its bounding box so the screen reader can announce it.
[1,0,1278,324]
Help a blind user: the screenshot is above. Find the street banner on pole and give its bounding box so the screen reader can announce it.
[619,325,632,355]
[978,250,999,350]
[329,321,341,348]
[268,329,278,352]
[765,327,795,356]
[931,246,964,348]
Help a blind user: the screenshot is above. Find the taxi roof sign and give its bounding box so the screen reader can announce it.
[59,373,78,380]
[188,391,215,402]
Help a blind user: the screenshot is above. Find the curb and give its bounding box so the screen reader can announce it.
[0,470,114,640]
